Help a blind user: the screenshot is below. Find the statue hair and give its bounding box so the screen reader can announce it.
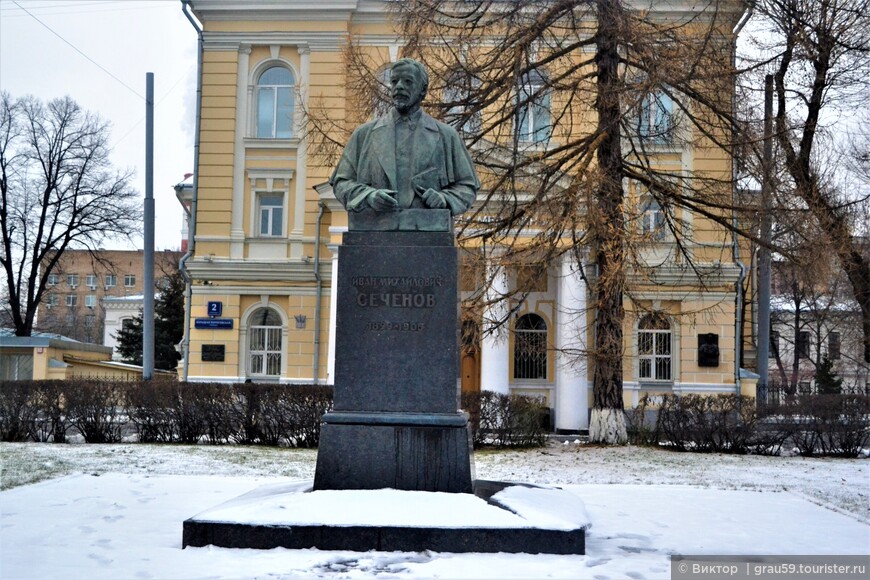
[391,58,429,93]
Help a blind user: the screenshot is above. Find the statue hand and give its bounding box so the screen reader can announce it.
[419,187,447,209]
[367,189,399,212]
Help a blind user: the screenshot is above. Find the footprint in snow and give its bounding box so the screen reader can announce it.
[86,553,113,566]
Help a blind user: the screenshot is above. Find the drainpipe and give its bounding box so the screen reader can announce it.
[312,202,326,385]
[180,0,203,383]
[731,3,754,397]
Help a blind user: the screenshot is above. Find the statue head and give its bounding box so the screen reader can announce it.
[390,58,429,115]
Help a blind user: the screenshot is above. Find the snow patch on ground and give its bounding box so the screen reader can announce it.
[1,473,867,579]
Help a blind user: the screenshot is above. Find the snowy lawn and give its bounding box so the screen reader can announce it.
[1,441,868,579]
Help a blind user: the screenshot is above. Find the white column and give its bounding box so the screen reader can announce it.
[480,261,510,394]
[326,245,339,385]
[555,254,589,431]
[230,45,251,259]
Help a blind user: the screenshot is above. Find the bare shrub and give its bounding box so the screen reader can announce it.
[29,381,68,443]
[0,381,38,441]
[462,391,547,448]
[126,381,178,443]
[64,379,127,443]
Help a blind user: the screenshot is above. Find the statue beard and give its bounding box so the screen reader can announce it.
[393,91,423,115]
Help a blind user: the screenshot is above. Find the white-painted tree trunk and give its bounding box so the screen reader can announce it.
[589,408,628,444]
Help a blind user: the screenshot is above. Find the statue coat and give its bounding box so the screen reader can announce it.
[330,108,479,216]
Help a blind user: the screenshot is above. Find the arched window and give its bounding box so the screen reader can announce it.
[256,66,295,139]
[248,307,282,377]
[514,313,548,379]
[638,314,671,381]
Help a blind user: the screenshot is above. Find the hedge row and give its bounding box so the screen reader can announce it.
[0,380,332,446]
[0,380,548,449]
[625,393,870,457]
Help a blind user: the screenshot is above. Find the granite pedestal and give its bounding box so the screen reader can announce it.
[313,210,473,493]
[182,480,588,554]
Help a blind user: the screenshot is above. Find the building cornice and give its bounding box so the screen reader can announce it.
[185,258,329,282]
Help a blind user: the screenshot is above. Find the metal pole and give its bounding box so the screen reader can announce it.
[143,72,155,380]
[757,75,774,402]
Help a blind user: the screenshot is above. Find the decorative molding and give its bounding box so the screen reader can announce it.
[186,258,330,283]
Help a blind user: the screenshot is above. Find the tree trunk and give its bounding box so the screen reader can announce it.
[589,0,627,444]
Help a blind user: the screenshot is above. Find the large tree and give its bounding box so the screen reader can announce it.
[748,0,870,363]
[0,93,141,336]
[323,0,747,443]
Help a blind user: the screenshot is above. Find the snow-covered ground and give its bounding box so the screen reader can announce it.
[1,442,868,579]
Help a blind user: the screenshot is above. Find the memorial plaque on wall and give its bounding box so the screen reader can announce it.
[698,333,719,367]
[201,344,225,362]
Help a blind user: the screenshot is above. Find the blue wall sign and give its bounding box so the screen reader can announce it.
[195,318,233,330]
[207,301,223,317]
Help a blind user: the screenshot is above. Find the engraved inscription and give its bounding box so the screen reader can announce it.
[366,322,426,332]
[357,293,436,308]
[353,275,440,310]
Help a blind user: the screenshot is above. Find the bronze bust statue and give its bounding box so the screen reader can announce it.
[330,58,480,218]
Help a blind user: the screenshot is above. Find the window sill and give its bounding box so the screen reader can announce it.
[638,381,674,389]
[244,137,299,150]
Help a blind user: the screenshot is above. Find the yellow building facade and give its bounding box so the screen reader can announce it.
[181,0,752,432]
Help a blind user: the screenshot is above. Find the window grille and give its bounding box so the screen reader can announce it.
[638,314,672,381]
[248,308,283,377]
[513,313,548,379]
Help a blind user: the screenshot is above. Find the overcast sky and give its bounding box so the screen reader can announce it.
[1,0,197,251]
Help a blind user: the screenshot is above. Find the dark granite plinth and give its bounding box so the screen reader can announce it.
[314,219,473,493]
[182,520,585,554]
[314,412,473,493]
[332,229,459,414]
[181,480,587,555]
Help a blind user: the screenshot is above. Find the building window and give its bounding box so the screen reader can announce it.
[47,274,59,286]
[797,331,810,359]
[256,66,295,139]
[641,198,667,241]
[248,307,283,377]
[45,294,59,308]
[66,294,77,308]
[85,295,96,309]
[444,71,482,135]
[637,89,674,144]
[798,381,812,394]
[372,66,393,118]
[769,330,779,358]
[124,274,136,287]
[515,70,551,144]
[67,274,79,288]
[86,274,97,289]
[828,332,841,360]
[121,318,136,332]
[0,354,33,380]
[638,314,672,381]
[85,314,96,328]
[258,193,284,237]
[105,274,116,289]
[513,313,548,380]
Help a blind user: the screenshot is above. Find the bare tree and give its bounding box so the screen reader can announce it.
[0,93,141,336]
[304,1,752,443]
[747,0,870,363]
